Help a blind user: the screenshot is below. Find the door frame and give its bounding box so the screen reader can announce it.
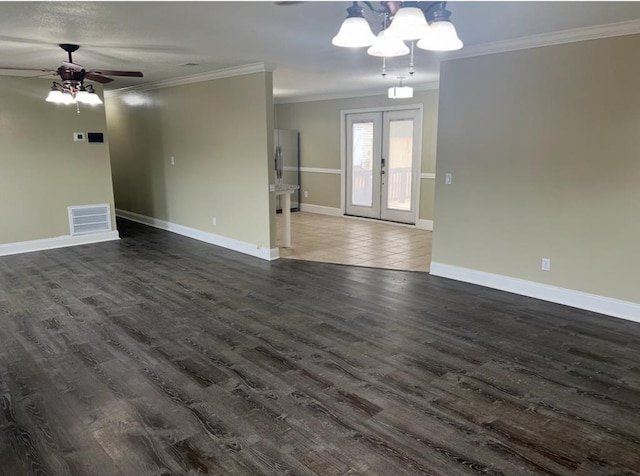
[340,104,424,223]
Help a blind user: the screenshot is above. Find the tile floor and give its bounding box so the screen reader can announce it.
[276,212,432,272]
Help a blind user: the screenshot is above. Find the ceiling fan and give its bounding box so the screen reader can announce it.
[0,43,143,106]
[0,43,143,84]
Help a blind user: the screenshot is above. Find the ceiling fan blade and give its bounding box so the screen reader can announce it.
[0,66,56,72]
[27,72,59,79]
[84,72,113,84]
[88,69,143,78]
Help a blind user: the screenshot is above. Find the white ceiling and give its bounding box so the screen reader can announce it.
[1,1,640,102]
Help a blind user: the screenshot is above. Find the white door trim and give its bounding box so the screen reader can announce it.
[341,104,425,115]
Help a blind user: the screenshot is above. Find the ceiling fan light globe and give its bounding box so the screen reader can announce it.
[386,6,430,41]
[89,93,103,105]
[75,90,91,104]
[416,21,463,51]
[46,89,75,104]
[75,90,103,105]
[45,89,64,103]
[332,17,376,48]
[367,31,410,57]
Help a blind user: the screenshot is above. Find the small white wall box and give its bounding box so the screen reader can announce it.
[73,132,85,142]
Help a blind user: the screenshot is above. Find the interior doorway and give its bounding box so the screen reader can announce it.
[345,108,422,224]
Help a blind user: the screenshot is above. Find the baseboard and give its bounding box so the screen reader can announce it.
[0,231,120,257]
[430,262,640,324]
[416,219,433,231]
[299,204,343,217]
[116,209,279,261]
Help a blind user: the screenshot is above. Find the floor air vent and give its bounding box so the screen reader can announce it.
[68,204,112,236]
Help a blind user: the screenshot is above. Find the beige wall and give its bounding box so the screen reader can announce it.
[433,35,640,304]
[275,90,439,220]
[106,72,276,250]
[0,76,116,244]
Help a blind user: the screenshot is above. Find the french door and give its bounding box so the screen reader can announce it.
[346,109,421,224]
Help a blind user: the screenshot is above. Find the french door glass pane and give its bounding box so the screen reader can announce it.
[351,122,374,207]
[387,120,413,211]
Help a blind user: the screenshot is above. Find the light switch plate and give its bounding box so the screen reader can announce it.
[73,132,85,142]
[445,173,453,185]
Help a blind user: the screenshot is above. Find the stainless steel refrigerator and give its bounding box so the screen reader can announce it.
[274,129,300,212]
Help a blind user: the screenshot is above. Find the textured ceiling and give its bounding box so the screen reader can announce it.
[1,1,640,101]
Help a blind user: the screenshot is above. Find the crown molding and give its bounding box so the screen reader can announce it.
[445,19,640,61]
[105,62,273,98]
[104,20,640,101]
[274,81,440,105]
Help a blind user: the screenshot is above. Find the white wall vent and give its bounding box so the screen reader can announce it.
[68,204,112,236]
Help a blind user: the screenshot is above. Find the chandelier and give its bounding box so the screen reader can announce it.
[332,1,463,97]
[45,80,103,106]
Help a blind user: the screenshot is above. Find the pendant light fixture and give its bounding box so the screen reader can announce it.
[332,1,463,65]
[388,77,413,99]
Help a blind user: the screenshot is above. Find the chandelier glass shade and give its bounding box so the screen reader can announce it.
[331,3,377,47]
[367,30,410,57]
[416,19,463,51]
[385,5,430,41]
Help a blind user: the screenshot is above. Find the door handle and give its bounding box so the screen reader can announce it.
[275,146,283,180]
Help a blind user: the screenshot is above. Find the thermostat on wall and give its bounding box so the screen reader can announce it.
[73,132,85,142]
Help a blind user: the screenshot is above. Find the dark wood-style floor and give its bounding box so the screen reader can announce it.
[1,219,639,475]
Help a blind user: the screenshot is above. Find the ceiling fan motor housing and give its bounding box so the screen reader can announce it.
[57,67,85,82]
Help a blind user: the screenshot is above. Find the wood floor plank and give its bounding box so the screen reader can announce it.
[0,217,639,475]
